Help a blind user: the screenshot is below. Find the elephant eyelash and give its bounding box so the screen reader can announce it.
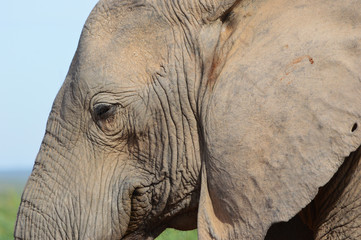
[93,103,118,121]
[91,102,126,137]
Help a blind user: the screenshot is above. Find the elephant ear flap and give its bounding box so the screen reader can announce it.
[197,2,361,239]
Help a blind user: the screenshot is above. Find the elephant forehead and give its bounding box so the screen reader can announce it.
[76,0,169,90]
[85,0,155,36]
[77,38,164,89]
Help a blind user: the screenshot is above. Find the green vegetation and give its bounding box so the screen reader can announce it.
[157,228,197,240]
[0,172,197,240]
[0,190,21,240]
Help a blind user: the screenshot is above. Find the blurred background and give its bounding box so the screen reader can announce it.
[0,1,196,239]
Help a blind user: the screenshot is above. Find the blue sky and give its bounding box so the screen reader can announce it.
[0,1,99,170]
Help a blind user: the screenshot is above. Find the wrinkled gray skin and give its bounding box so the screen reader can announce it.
[15,0,361,239]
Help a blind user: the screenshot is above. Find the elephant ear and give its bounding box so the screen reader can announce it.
[198,1,361,239]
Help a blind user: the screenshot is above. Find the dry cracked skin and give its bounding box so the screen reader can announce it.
[15,0,361,239]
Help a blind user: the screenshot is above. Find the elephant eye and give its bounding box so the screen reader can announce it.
[92,103,123,135]
[93,103,117,121]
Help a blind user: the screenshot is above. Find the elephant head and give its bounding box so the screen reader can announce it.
[15,0,361,239]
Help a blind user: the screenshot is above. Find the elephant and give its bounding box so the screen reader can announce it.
[15,0,361,239]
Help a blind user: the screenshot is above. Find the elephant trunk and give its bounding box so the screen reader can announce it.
[14,122,80,239]
[14,116,130,239]
[15,201,60,239]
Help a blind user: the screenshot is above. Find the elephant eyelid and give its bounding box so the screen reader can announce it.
[93,103,117,121]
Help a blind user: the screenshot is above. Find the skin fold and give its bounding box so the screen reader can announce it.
[15,0,361,239]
